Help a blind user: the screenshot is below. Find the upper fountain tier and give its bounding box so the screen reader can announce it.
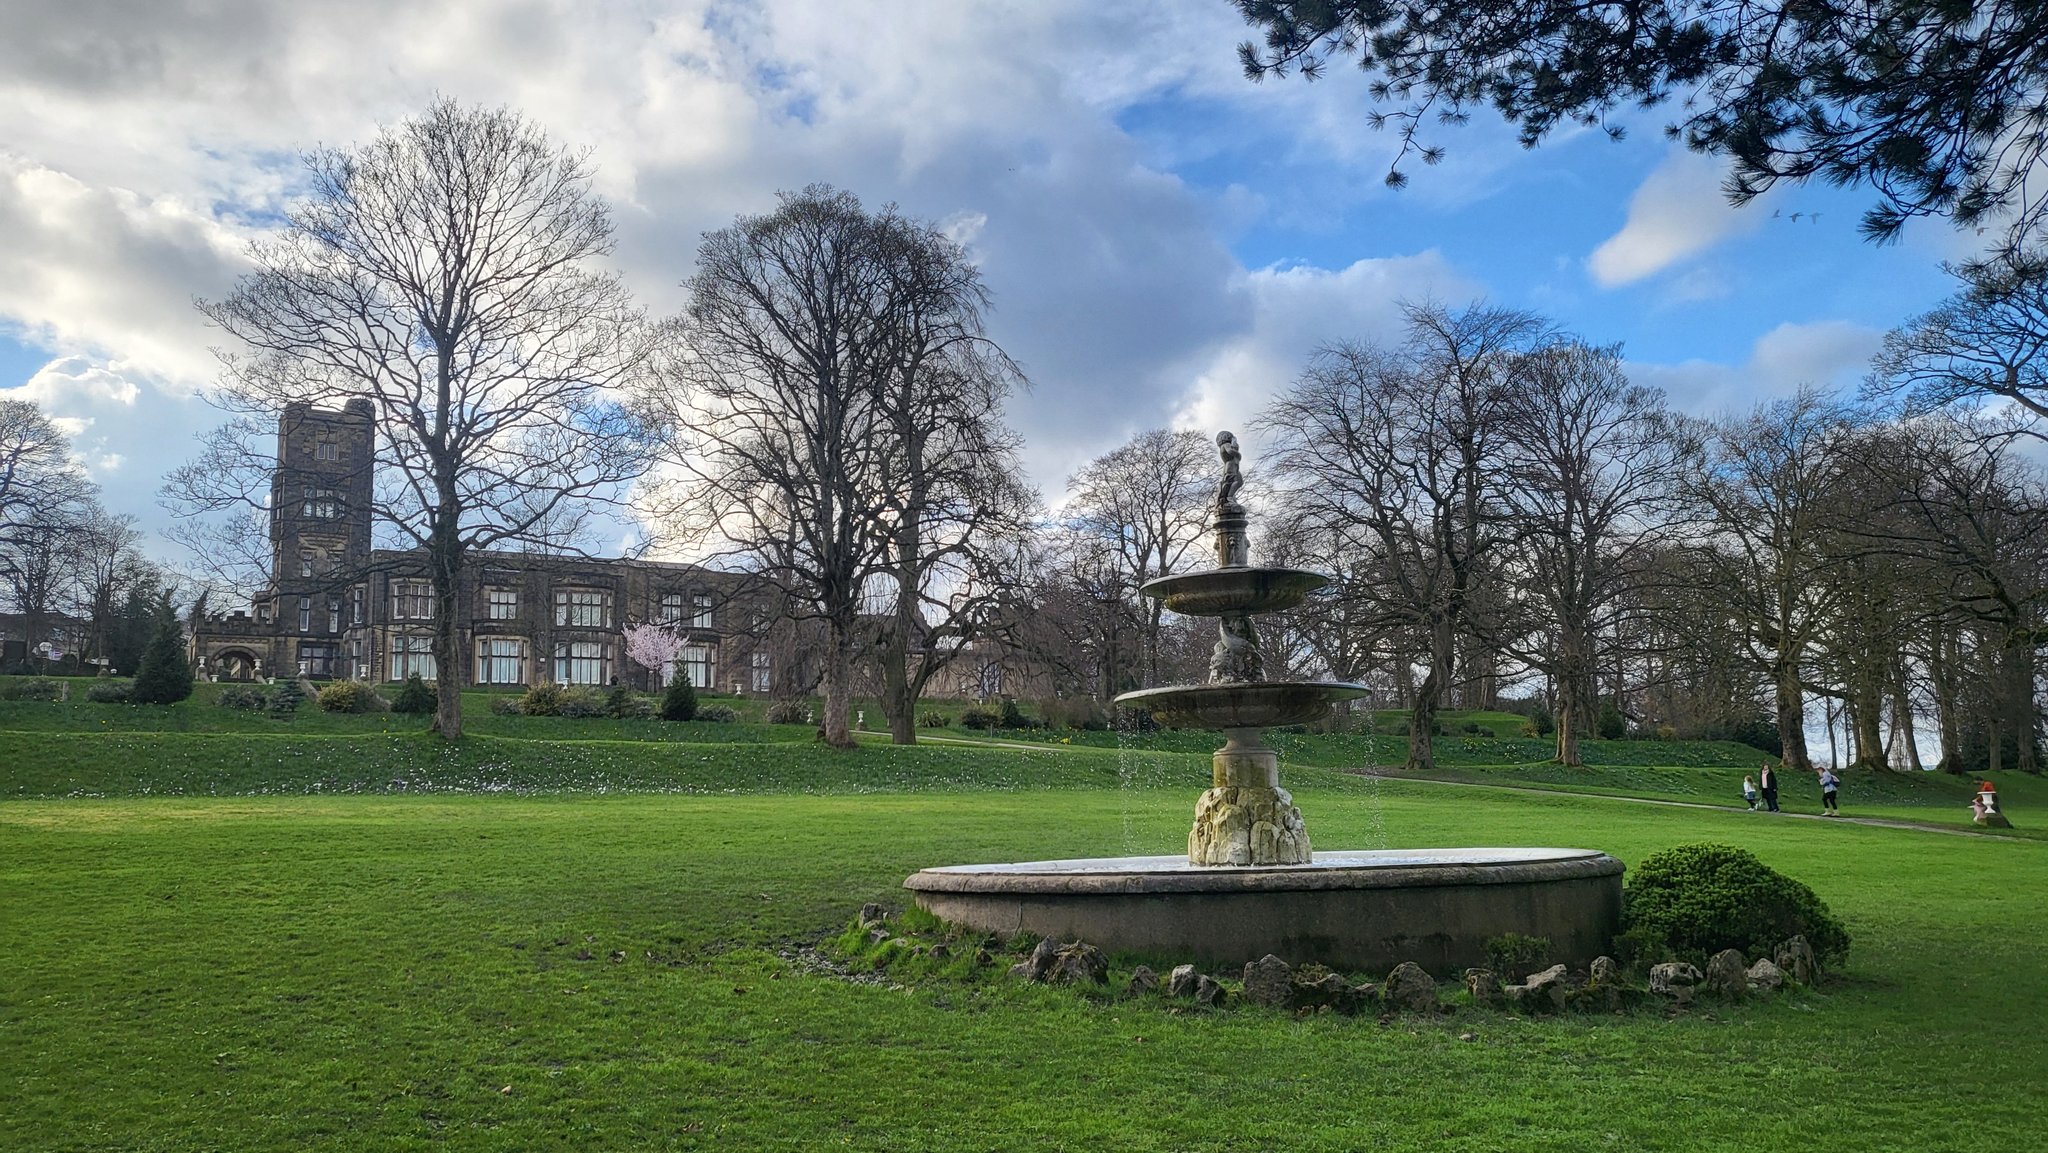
[1140,566,1327,618]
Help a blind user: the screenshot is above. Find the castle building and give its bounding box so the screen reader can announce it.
[191,402,771,692]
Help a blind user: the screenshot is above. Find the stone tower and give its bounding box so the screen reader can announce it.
[271,400,375,596]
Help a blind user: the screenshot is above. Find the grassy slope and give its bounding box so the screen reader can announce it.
[3,785,2041,1152]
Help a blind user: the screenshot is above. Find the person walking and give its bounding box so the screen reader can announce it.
[1817,767,1841,815]
[1759,761,1781,812]
[1742,775,1761,811]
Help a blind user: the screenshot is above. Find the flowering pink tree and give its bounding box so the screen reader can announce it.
[622,621,685,687]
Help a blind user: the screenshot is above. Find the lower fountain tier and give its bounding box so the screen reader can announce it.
[1114,680,1369,729]
[905,848,1624,974]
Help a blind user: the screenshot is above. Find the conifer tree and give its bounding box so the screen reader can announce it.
[131,593,194,705]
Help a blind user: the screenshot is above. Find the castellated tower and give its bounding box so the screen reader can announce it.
[271,399,375,601]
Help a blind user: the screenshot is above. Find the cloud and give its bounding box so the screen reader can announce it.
[1589,148,1769,287]
[1631,320,1885,414]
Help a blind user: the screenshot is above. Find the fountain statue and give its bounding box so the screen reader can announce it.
[904,433,1623,974]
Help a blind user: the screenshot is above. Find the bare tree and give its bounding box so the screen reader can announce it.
[1259,302,1546,772]
[1869,253,2048,432]
[0,399,93,582]
[169,99,657,738]
[1683,389,1860,772]
[1496,341,1687,765]
[662,186,1029,747]
[1065,429,1214,688]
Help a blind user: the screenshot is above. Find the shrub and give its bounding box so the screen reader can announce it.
[86,679,134,704]
[1655,724,1678,741]
[217,684,269,710]
[518,683,565,717]
[696,704,739,723]
[131,595,193,706]
[489,694,523,716]
[999,697,1036,729]
[661,676,699,722]
[605,683,639,719]
[1484,932,1552,983]
[1521,707,1554,738]
[389,674,437,715]
[1461,721,1488,735]
[918,711,952,728]
[555,688,608,718]
[1040,696,1108,731]
[607,687,653,720]
[268,678,305,718]
[960,707,1000,730]
[1619,843,1851,969]
[1111,704,1159,732]
[1596,702,1627,740]
[765,698,809,725]
[0,676,66,701]
[316,680,387,714]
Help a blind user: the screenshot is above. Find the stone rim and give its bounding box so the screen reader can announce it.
[905,849,1622,896]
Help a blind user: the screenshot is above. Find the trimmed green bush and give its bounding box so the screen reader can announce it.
[389,674,436,715]
[518,683,564,717]
[661,676,698,722]
[85,679,134,704]
[316,680,387,714]
[555,688,608,718]
[218,684,269,711]
[696,704,739,723]
[1619,842,1850,968]
[918,711,952,728]
[960,707,1000,730]
[0,676,66,701]
[489,694,522,716]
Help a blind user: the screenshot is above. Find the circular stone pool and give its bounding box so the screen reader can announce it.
[904,848,1624,974]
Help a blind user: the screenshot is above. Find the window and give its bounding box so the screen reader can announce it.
[257,601,272,624]
[486,588,518,620]
[554,588,609,628]
[299,643,337,678]
[351,587,364,625]
[315,441,339,462]
[390,634,436,681]
[347,638,363,677]
[327,600,340,634]
[476,638,526,685]
[680,643,715,689]
[301,486,341,519]
[692,594,714,628]
[300,550,314,578]
[392,580,433,620]
[298,597,311,633]
[658,592,684,625]
[553,641,608,685]
[750,651,771,693]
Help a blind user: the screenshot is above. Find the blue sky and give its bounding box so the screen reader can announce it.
[0,1,1985,575]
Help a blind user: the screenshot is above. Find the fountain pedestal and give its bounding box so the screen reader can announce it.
[1190,727,1309,865]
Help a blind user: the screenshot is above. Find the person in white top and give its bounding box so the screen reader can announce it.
[1817,767,1840,815]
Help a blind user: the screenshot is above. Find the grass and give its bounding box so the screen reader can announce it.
[4,698,2044,1150]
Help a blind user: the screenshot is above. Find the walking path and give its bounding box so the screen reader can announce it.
[1349,770,2002,838]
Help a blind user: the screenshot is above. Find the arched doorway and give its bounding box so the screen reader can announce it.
[213,649,260,682]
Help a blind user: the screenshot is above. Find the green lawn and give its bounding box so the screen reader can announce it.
[3,702,2043,1150]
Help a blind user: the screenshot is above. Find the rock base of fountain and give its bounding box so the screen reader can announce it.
[905,848,1624,974]
[1189,730,1310,864]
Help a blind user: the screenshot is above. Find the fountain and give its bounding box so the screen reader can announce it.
[904,432,1622,973]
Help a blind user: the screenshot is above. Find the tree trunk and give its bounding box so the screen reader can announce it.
[1928,632,1964,772]
[881,629,916,745]
[819,620,855,748]
[1850,684,1885,769]
[1890,662,1922,771]
[2011,644,2041,774]
[1407,618,1455,773]
[1552,634,1587,767]
[429,497,464,739]
[1774,658,1811,771]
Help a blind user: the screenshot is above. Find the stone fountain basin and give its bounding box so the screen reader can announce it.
[1114,680,1369,729]
[1139,567,1328,617]
[906,848,1624,972]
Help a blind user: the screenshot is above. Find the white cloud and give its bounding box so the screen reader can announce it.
[1590,148,1769,287]
[1631,320,1884,414]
